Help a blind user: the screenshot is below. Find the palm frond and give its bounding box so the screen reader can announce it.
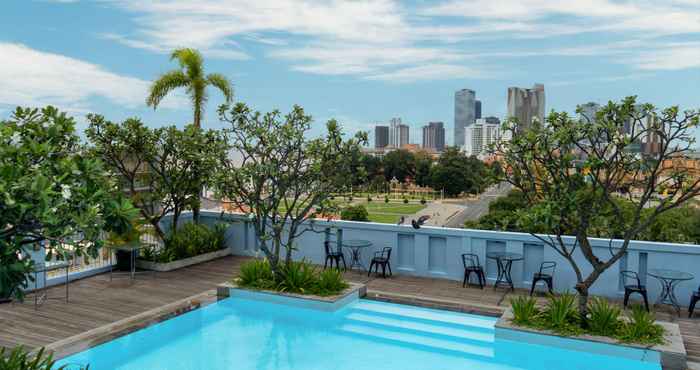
[146,70,189,109]
[206,73,234,103]
[171,48,203,79]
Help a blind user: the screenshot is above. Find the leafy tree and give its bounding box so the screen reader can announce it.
[86,116,227,241]
[214,103,366,276]
[494,96,700,316]
[383,149,415,182]
[146,48,233,221]
[341,205,370,221]
[0,107,132,301]
[146,48,233,128]
[414,151,433,187]
[430,147,487,197]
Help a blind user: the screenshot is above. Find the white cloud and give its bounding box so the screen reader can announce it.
[366,64,485,83]
[632,42,700,71]
[0,43,184,111]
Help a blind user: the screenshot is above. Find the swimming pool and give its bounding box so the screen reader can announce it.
[56,297,661,370]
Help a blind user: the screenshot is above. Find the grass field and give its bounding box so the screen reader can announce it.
[339,201,427,224]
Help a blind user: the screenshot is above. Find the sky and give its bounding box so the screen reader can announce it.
[1,0,699,146]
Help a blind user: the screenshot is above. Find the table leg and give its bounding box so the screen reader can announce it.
[503,260,515,291]
[65,265,69,303]
[494,258,505,290]
[130,249,136,282]
[669,280,682,316]
[109,251,113,282]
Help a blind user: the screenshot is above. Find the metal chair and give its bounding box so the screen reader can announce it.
[368,247,392,278]
[530,261,556,296]
[689,286,700,318]
[461,253,485,289]
[323,240,346,271]
[621,270,649,312]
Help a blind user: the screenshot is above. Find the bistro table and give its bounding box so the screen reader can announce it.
[486,252,524,291]
[647,269,694,315]
[33,260,70,310]
[106,243,157,282]
[342,240,373,271]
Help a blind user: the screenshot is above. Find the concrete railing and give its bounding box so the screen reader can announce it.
[198,210,700,307]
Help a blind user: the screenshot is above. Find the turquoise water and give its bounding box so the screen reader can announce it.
[56,298,660,370]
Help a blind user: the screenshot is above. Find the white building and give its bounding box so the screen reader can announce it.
[463,118,509,158]
[389,117,409,148]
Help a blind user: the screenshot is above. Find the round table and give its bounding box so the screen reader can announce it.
[486,252,524,291]
[647,269,694,315]
[342,240,373,271]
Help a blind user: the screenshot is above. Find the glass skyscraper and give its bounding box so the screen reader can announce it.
[454,89,476,148]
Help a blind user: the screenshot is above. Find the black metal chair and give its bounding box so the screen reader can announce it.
[461,253,485,289]
[368,247,392,278]
[621,270,649,312]
[323,240,346,271]
[689,286,700,318]
[530,261,556,296]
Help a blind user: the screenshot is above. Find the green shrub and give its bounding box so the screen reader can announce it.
[277,260,318,294]
[238,258,275,289]
[341,205,369,221]
[0,347,79,370]
[149,222,227,262]
[420,197,427,205]
[316,268,349,296]
[588,297,622,336]
[348,196,353,202]
[510,296,538,325]
[384,196,389,203]
[542,293,580,334]
[618,305,665,344]
[367,196,372,202]
[403,198,409,204]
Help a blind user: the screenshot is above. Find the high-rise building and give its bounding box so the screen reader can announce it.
[475,100,482,120]
[507,84,545,131]
[454,89,477,148]
[463,118,508,158]
[374,125,389,149]
[389,117,409,148]
[422,121,445,152]
[578,102,600,123]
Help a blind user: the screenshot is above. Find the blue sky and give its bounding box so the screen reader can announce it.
[1,0,699,146]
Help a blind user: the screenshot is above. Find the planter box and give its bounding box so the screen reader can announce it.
[217,281,366,312]
[136,249,231,272]
[495,308,686,370]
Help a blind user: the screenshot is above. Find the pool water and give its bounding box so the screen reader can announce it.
[56,297,661,370]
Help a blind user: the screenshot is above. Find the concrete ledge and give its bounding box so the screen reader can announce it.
[43,290,218,360]
[218,281,365,312]
[365,290,503,317]
[136,249,231,272]
[495,308,686,370]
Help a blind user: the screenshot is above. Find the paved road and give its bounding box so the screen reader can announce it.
[402,202,466,227]
[443,183,512,228]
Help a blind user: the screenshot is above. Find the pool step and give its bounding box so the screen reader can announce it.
[348,300,495,333]
[345,312,494,344]
[336,323,495,359]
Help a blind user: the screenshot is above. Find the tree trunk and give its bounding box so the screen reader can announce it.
[575,282,590,320]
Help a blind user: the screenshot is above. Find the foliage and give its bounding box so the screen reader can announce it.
[340,205,370,222]
[465,190,529,231]
[403,198,409,204]
[145,223,227,263]
[494,96,700,316]
[367,196,372,202]
[382,149,415,182]
[146,48,233,129]
[414,152,433,187]
[0,346,76,370]
[214,103,366,276]
[236,259,348,296]
[618,305,665,345]
[86,116,228,240]
[541,293,580,334]
[384,196,389,203]
[510,296,538,325]
[588,297,622,336]
[420,197,427,204]
[430,147,488,197]
[0,107,132,301]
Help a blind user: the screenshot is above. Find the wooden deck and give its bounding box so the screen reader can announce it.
[2,255,700,364]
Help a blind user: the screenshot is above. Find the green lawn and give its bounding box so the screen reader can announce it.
[343,201,427,224]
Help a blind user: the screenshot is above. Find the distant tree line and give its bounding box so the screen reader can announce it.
[347,147,502,197]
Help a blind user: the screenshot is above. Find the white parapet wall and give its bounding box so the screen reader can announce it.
[196,211,700,307]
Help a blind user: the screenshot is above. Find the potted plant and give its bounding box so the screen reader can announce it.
[103,198,143,271]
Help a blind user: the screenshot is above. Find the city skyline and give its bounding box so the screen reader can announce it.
[1,1,698,146]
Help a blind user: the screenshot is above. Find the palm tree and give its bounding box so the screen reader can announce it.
[147,48,233,128]
[147,48,233,222]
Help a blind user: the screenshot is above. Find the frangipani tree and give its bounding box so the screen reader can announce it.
[214,103,366,276]
[494,96,700,316]
[1,107,133,301]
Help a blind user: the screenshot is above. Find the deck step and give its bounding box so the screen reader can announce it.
[337,323,495,359]
[349,300,495,333]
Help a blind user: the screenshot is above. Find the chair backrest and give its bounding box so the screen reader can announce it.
[539,261,556,275]
[324,240,332,256]
[620,270,642,287]
[382,247,392,260]
[462,253,480,269]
